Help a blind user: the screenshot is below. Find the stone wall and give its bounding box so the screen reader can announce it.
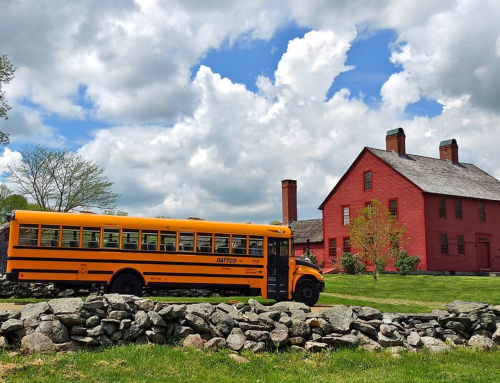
[0,296,499,354]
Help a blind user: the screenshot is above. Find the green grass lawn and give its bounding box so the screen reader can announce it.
[1,345,499,383]
[324,273,500,306]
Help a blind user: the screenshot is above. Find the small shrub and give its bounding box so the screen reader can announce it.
[338,252,366,275]
[394,250,421,276]
[300,251,317,265]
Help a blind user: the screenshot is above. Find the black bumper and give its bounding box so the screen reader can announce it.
[6,272,19,283]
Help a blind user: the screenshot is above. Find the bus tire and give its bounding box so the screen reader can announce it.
[110,273,143,297]
[293,279,319,307]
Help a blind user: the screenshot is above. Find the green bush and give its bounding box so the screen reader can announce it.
[394,250,421,276]
[338,252,366,275]
[300,251,317,265]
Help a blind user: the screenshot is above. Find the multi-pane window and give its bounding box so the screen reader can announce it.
[40,225,60,247]
[343,237,351,254]
[280,239,289,256]
[160,231,176,251]
[389,199,398,218]
[479,203,486,221]
[440,234,448,254]
[329,238,336,259]
[82,227,100,248]
[364,171,372,191]
[62,226,80,248]
[232,235,247,254]
[455,200,463,219]
[214,234,230,253]
[458,235,465,255]
[103,228,120,248]
[343,206,350,226]
[18,225,39,246]
[179,233,194,251]
[439,199,446,218]
[141,230,158,251]
[249,236,263,255]
[122,229,139,250]
[197,233,213,253]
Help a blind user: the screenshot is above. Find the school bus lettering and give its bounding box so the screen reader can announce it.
[216,258,237,264]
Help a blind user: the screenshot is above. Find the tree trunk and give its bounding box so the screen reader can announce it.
[373,264,378,281]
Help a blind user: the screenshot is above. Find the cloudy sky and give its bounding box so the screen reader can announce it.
[1,0,500,223]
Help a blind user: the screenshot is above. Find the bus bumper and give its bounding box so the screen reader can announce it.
[6,272,19,283]
[319,281,325,292]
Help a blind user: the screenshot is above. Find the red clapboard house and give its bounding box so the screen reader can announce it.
[318,128,500,273]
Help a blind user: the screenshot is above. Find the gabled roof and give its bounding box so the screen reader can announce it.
[319,146,500,209]
[368,148,500,201]
[290,219,323,243]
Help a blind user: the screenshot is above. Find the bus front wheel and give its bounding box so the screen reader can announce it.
[293,279,319,306]
[110,274,143,297]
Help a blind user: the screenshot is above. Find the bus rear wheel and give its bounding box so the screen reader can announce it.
[293,279,319,307]
[110,274,143,297]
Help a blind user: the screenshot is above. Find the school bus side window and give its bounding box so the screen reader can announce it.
[232,235,247,254]
[249,236,263,255]
[40,225,60,247]
[103,228,120,248]
[18,225,39,246]
[122,229,139,250]
[214,234,230,253]
[160,231,176,251]
[62,226,80,248]
[179,233,194,252]
[142,230,158,251]
[82,227,101,248]
[197,233,212,253]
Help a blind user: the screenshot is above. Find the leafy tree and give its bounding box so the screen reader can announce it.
[394,250,421,276]
[269,220,281,225]
[0,54,15,121]
[349,199,407,281]
[103,210,128,216]
[0,194,29,223]
[336,252,366,275]
[7,145,120,212]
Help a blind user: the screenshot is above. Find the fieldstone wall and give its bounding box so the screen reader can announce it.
[0,296,499,354]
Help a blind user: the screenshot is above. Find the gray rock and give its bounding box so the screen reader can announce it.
[48,298,84,315]
[445,321,466,332]
[270,302,311,313]
[185,313,210,334]
[1,318,24,333]
[135,335,150,345]
[205,337,226,350]
[23,316,40,329]
[420,336,451,353]
[228,354,250,364]
[70,325,87,336]
[439,316,472,328]
[55,341,81,352]
[70,335,99,345]
[20,301,50,321]
[305,341,328,353]
[242,311,260,324]
[322,334,359,348]
[124,323,144,341]
[239,322,272,332]
[210,310,234,336]
[173,323,194,339]
[146,330,166,344]
[352,319,377,337]
[446,301,488,314]
[21,332,55,353]
[0,336,8,349]
[290,310,307,322]
[245,330,270,343]
[101,320,119,335]
[135,311,151,329]
[289,319,311,338]
[278,315,292,327]
[377,331,404,347]
[147,311,167,327]
[468,335,496,350]
[290,345,306,352]
[260,311,281,321]
[87,325,104,337]
[82,297,104,311]
[358,333,382,352]
[270,328,288,348]
[7,310,21,320]
[243,340,266,353]
[320,306,355,333]
[183,334,203,349]
[289,336,306,346]
[248,299,268,314]
[134,299,155,312]
[56,314,85,327]
[407,332,422,347]
[86,316,100,328]
[226,328,246,351]
[159,304,187,320]
[186,303,216,320]
[490,305,500,315]
[40,314,56,321]
[103,294,129,311]
[36,320,70,343]
[380,324,396,337]
[306,317,332,335]
[492,329,500,343]
[0,309,10,321]
[443,334,468,346]
[110,331,123,341]
[352,306,382,321]
[216,303,235,314]
[480,313,497,329]
[120,319,132,330]
[109,311,129,320]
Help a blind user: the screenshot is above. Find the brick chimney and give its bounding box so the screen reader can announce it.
[439,139,459,164]
[282,179,297,225]
[386,128,406,156]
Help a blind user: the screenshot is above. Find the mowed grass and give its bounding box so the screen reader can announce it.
[1,345,500,383]
[324,273,500,305]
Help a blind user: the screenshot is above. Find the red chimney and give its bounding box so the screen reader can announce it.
[439,139,459,164]
[386,128,406,156]
[282,179,297,225]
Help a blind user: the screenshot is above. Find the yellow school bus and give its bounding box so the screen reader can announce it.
[5,210,324,305]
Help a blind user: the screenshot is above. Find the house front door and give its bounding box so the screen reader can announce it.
[477,237,491,270]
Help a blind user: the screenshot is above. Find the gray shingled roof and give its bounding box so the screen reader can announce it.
[368,148,500,201]
[290,219,323,244]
